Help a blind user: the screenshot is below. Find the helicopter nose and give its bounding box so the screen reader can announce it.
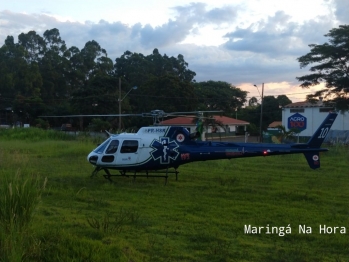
[87,153,98,165]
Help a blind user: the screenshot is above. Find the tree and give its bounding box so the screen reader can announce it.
[194,81,248,114]
[39,29,70,105]
[144,48,196,82]
[248,96,258,107]
[0,34,44,123]
[258,96,282,130]
[0,36,26,108]
[276,95,292,107]
[134,74,196,113]
[114,49,196,89]
[296,25,349,110]
[70,75,118,115]
[114,49,198,127]
[18,30,45,63]
[89,118,111,132]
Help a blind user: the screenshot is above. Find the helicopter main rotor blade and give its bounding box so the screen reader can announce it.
[166,110,223,115]
[40,114,143,117]
[39,110,224,127]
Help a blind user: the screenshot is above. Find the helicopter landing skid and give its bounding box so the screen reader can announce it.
[91,167,179,185]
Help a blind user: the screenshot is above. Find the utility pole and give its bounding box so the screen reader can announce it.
[117,78,138,131]
[260,83,264,143]
[118,77,121,130]
[254,83,264,143]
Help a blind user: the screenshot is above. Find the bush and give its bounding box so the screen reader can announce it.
[89,118,111,132]
[34,118,50,129]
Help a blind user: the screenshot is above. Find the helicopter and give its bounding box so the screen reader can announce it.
[80,110,337,183]
[41,110,337,183]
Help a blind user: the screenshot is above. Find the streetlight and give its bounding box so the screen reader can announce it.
[118,78,137,130]
[254,83,264,143]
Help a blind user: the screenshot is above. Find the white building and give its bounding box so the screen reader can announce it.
[282,101,349,137]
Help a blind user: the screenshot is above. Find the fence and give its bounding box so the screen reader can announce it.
[205,133,259,143]
[324,130,349,145]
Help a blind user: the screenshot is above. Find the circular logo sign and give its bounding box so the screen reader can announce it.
[176,133,185,142]
[312,155,319,161]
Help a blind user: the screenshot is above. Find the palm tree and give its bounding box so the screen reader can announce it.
[192,115,225,141]
[275,125,300,143]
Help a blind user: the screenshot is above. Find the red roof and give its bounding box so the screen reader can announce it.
[159,115,249,126]
[268,121,282,128]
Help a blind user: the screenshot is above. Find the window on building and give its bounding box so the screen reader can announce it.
[290,109,305,113]
[120,140,139,153]
[319,108,334,113]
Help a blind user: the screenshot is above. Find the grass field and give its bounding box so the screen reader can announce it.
[0,128,348,261]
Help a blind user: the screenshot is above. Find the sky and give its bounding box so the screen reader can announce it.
[1,0,349,103]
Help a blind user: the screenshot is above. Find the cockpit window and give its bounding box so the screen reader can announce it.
[93,138,111,154]
[120,140,138,153]
[105,139,119,154]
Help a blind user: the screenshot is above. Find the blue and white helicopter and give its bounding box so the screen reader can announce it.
[85,110,337,183]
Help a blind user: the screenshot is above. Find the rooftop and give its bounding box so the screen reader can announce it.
[159,115,249,126]
[268,121,282,128]
[284,100,334,108]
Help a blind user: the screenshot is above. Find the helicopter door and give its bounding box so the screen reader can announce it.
[101,139,119,164]
[115,139,140,166]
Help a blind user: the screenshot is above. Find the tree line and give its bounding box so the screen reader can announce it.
[0,28,255,130]
[3,25,346,132]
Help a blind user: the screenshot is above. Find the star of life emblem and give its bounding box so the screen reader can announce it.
[150,137,179,164]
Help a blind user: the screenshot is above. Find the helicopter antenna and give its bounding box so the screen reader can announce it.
[105,130,112,137]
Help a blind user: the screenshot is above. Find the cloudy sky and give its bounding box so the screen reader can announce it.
[1,0,348,102]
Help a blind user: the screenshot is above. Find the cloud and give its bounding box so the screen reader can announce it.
[333,0,349,24]
[164,43,304,87]
[134,3,239,48]
[172,2,238,25]
[222,10,336,57]
[138,20,192,48]
[47,3,240,52]
[205,6,238,24]
[0,11,58,37]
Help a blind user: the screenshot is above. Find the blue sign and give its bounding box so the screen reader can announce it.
[288,113,307,132]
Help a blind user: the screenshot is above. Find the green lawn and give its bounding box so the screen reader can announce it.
[0,130,348,261]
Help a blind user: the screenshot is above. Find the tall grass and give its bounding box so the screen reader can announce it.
[0,127,107,146]
[0,170,47,261]
[0,127,75,141]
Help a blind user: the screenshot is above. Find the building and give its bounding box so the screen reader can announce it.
[282,100,349,137]
[159,115,249,140]
[0,107,13,127]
